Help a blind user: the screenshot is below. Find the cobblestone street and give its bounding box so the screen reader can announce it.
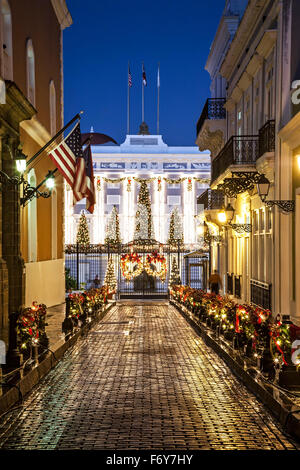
[0,301,299,450]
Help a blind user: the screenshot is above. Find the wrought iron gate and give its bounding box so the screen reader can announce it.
[65,242,206,299]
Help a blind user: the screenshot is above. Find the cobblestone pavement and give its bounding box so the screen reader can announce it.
[0,301,299,450]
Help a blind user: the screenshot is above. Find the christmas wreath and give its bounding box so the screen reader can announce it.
[144,251,167,282]
[121,252,143,281]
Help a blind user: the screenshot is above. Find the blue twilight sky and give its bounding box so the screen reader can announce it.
[63,0,226,147]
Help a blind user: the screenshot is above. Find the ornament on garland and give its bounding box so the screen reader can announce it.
[291,340,300,366]
[157,177,162,192]
[121,252,143,281]
[104,257,117,292]
[105,205,121,245]
[76,211,90,245]
[144,251,167,282]
[168,208,184,246]
[187,178,192,191]
[127,177,132,192]
[96,177,101,191]
[169,257,181,287]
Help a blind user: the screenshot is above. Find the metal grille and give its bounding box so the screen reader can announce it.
[250,279,272,310]
[211,135,259,184]
[65,243,204,299]
[258,120,275,158]
[196,98,226,137]
[197,189,224,210]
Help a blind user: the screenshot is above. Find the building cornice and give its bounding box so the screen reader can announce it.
[20,115,52,148]
[220,0,269,81]
[51,0,73,30]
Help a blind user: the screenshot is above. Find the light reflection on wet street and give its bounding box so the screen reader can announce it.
[0,302,299,450]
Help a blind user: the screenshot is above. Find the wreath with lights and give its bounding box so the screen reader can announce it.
[121,252,143,281]
[144,251,167,282]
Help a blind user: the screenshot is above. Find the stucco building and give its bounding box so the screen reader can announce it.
[196,0,300,325]
[0,0,72,358]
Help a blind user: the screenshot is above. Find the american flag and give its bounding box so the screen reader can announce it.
[49,122,86,203]
[142,64,147,86]
[128,65,132,88]
[83,143,95,214]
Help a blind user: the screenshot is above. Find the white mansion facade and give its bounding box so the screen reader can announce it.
[65,131,211,246]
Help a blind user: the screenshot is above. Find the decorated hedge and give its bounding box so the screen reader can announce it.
[170,285,300,368]
[16,302,48,357]
[63,285,111,337]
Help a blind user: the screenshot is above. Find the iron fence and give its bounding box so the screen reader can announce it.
[65,242,205,299]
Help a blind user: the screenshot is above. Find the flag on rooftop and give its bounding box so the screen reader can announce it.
[142,64,147,86]
[128,65,132,88]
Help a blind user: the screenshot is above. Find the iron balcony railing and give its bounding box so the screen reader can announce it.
[234,275,242,299]
[197,189,224,210]
[258,119,275,158]
[250,279,272,310]
[196,98,226,137]
[227,272,233,295]
[211,135,259,184]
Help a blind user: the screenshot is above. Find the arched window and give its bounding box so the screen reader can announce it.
[51,189,57,259]
[49,80,56,136]
[27,169,37,262]
[0,0,13,80]
[26,39,35,106]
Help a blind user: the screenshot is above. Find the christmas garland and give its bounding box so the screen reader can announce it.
[17,302,47,350]
[120,252,143,281]
[163,177,186,184]
[170,285,300,367]
[103,177,126,183]
[133,177,156,184]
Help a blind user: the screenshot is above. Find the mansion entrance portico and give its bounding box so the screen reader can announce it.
[64,128,211,297]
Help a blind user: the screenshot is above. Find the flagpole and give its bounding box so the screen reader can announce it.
[157,63,160,135]
[142,62,144,122]
[127,62,130,135]
[26,111,84,169]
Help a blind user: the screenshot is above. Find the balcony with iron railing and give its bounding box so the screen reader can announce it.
[211,135,259,185]
[258,119,275,159]
[196,98,226,137]
[197,189,224,210]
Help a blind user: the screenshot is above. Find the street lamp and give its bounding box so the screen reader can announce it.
[0,145,56,206]
[256,174,295,213]
[218,203,252,233]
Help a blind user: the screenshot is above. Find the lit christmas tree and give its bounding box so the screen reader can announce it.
[169,257,181,287]
[134,181,154,241]
[104,257,117,292]
[76,211,90,245]
[168,208,183,245]
[105,205,121,245]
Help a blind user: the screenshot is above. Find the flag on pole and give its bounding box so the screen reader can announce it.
[128,65,132,88]
[142,64,147,86]
[83,143,95,214]
[157,65,160,88]
[48,122,83,192]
